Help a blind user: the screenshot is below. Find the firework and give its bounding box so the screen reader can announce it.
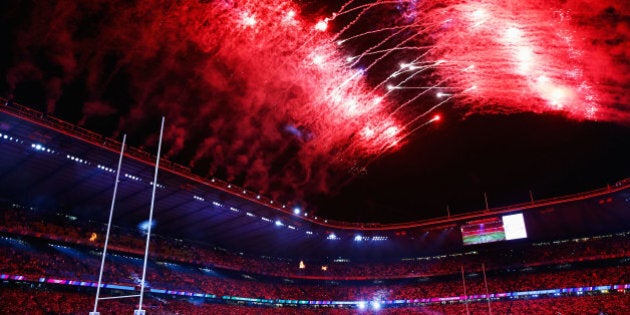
[332,0,629,124]
[3,0,409,199]
[3,0,627,201]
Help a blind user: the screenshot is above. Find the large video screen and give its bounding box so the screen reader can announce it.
[461,213,527,245]
[502,213,528,240]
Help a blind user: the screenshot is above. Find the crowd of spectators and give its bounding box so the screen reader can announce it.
[1,204,629,313]
[1,205,628,281]
[1,285,629,314]
[1,232,628,301]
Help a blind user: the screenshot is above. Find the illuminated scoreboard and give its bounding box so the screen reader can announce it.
[461,213,527,245]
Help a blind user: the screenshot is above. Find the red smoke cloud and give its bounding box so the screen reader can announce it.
[3,0,628,203]
[3,0,404,201]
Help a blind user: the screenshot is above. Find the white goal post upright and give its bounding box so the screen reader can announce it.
[89,117,166,315]
[137,116,166,315]
[90,134,127,315]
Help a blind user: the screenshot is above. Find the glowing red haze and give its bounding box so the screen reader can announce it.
[4,0,629,203]
[6,0,406,200]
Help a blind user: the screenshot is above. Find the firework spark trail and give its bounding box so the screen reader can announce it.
[337,25,409,45]
[331,3,373,41]
[332,0,406,41]
[388,73,461,117]
[350,46,432,60]
[370,52,441,94]
[351,22,448,75]
[344,19,435,67]
[404,113,444,139]
[383,59,444,92]
[358,112,443,173]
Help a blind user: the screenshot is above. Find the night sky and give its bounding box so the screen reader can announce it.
[1,0,629,223]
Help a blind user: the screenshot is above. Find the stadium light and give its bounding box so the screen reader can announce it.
[371,301,381,311]
[354,235,363,242]
[293,207,301,215]
[124,173,141,182]
[97,165,115,173]
[357,301,367,310]
[275,220,283,227]
[31,143,55,153]
[150,181,165,189]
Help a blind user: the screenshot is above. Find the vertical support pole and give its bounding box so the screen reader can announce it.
[91,134,126,315]
[137,117,165,314]
[461,265,469,315]
[484,192,489,210]
[482,263,492,315]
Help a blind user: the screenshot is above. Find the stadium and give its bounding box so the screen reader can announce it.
[1,0,629,314]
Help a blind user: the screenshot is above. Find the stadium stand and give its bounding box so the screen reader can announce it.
[1,202,629,313]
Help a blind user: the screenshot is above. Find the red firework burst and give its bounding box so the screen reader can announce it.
[332,0,629,124]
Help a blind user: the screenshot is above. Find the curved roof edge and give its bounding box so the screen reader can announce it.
[2,96,629,232]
